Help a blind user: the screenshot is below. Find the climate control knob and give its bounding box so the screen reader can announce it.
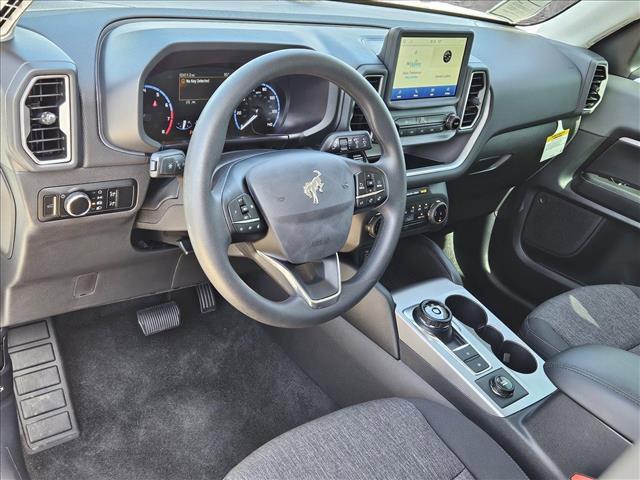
[64,192,91,217]
[427,201,448,225]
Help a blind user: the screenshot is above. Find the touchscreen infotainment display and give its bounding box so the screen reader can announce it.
[390,37,468,101]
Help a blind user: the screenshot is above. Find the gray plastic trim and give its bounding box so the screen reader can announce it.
[253,251,342,309]
[406,87,491,177]
[393,278,556,417]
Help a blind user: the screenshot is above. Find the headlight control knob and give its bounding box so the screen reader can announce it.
[427,201,448,225]
[64,192,91,217]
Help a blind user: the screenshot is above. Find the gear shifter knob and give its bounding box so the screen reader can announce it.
[413,300,452,340]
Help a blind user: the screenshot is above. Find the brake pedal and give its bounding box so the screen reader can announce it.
[195,283,216,313]
[137,301,181,336]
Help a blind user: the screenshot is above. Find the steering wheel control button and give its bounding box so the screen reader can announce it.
[413,300,452,339]
[228,194,264,234]
[490,375,515,398]
[354,168,387,210]
[454,344,479,362]
[464,356,490,374]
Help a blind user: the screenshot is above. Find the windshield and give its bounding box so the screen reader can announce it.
[362,0,581,25]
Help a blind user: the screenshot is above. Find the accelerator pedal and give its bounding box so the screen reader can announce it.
[137,301,180,336]
[196,282,216,313]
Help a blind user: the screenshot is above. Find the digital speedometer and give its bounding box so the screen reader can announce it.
[233,83,281,135]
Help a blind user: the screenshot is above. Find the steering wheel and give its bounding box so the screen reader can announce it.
[184,49,406,328]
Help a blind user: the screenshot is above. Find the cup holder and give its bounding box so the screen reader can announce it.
[445,295,487,330]
[497,341,537,374]
[478,325,503,353]
[445,295,538,374]
[479,326,537,374]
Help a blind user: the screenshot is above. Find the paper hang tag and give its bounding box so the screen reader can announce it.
[540,120,570,162]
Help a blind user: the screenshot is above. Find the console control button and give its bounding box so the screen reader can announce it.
[413,300,452,338]
[464,355,490,373]
[490,375,515,398]
[454,345,479,362]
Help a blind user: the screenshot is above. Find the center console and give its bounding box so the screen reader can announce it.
[393,278,556,416]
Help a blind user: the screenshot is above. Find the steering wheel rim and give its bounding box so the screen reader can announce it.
[184,49,406,328]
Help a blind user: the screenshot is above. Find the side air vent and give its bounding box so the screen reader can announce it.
[350,74,385,133]
[460,71,487,130]
[583,64,608,113]
[0,0,32,41]
[21,75,71,164]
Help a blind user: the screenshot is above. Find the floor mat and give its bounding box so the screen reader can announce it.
[23,289,336,480]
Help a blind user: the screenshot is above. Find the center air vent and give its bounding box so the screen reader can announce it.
[21,75,71,164]
[584,64,607,113]
[460,71,487,130]
[350,74,385,134]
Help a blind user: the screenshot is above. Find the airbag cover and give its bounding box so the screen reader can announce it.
[247,150,354,264]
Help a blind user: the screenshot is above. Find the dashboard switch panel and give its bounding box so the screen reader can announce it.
[401,185,449,233]
[38,180,136,222]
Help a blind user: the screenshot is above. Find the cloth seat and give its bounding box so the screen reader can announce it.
[519,284,640,360]
[225,397,526,480]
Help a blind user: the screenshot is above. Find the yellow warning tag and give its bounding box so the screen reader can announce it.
[540,126,570,162]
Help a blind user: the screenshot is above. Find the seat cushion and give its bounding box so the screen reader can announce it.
[520,284,640,360]
[224,398,526,480]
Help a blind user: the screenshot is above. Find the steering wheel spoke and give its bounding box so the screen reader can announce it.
[249,249,342,309]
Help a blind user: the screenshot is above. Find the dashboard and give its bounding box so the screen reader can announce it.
[1,0,609,326]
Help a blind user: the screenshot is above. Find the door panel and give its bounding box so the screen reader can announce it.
[573,138,640,221]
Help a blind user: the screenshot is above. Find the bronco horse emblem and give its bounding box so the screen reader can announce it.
[303,170,324,205]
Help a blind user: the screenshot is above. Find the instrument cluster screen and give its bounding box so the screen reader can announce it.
[142,66,284,144]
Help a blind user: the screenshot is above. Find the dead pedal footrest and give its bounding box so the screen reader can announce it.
[137,301,181,336]
[8,319,80,453]
[195,283,216,313]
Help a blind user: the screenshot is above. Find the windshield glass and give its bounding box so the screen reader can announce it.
[364,0,581,25]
